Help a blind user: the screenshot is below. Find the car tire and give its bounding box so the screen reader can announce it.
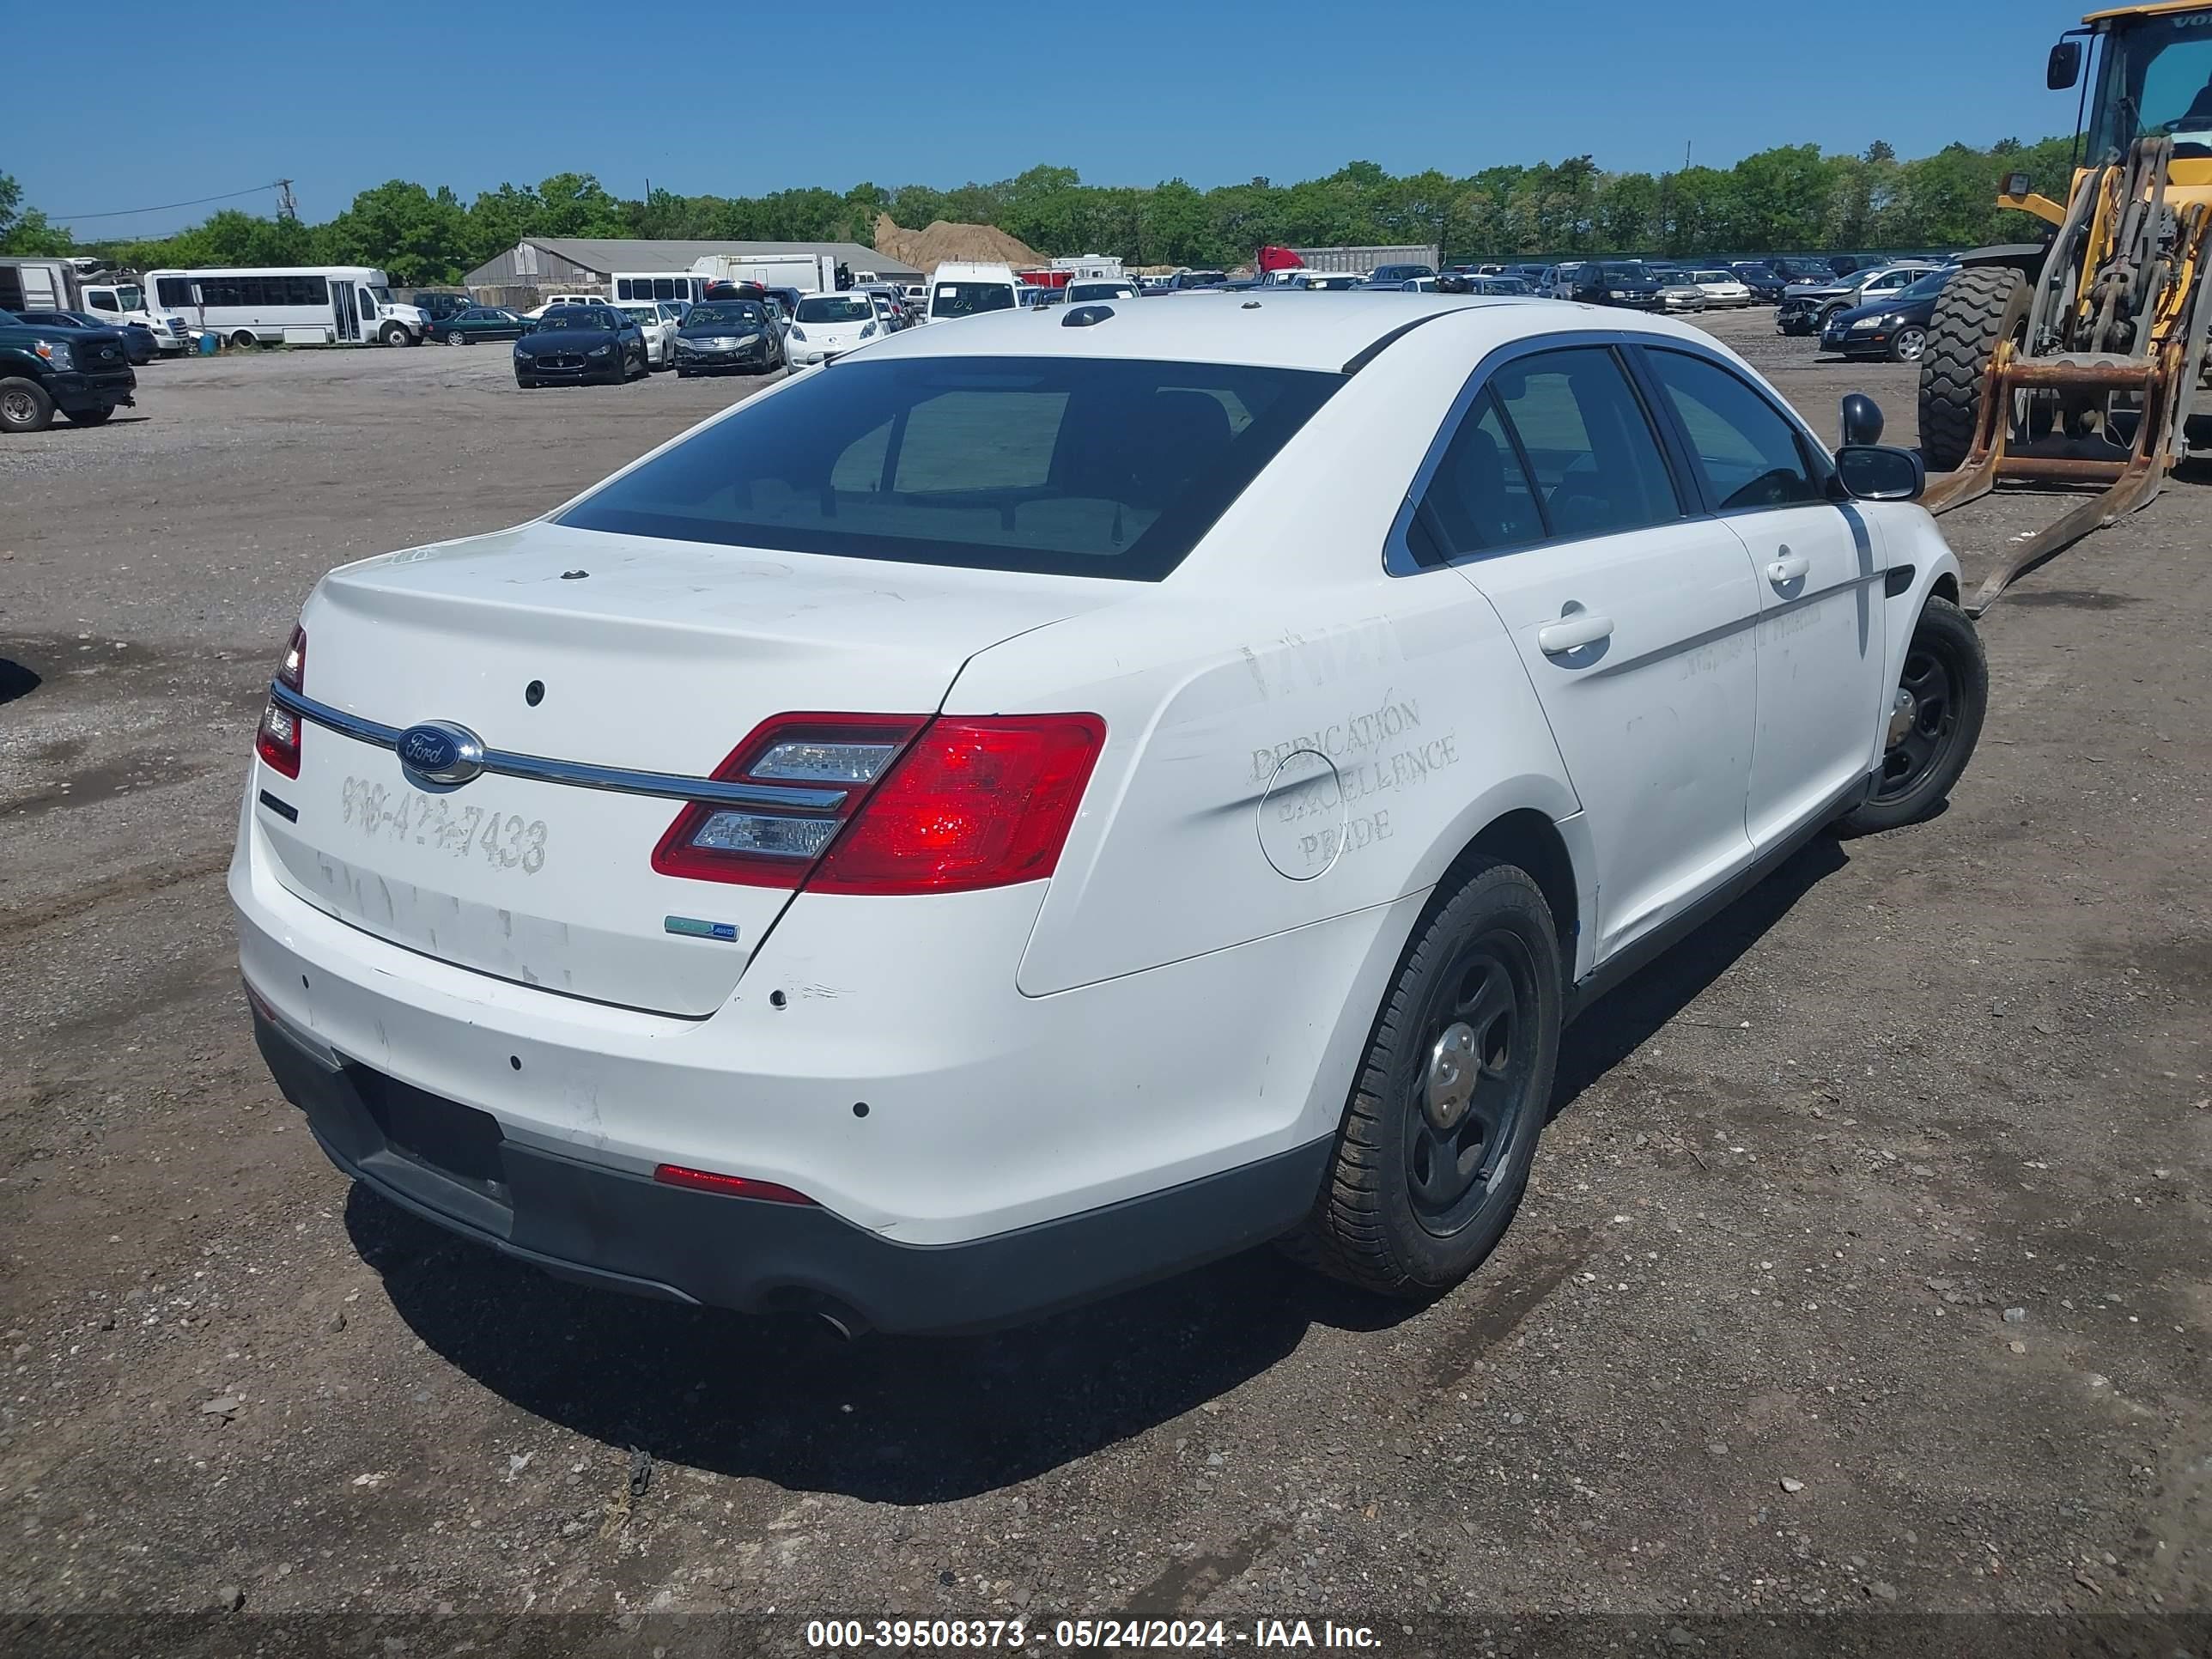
[379,323,408,347]
[445,331,465,346]
[675,367,692,379]
[62,404,115,426]
[1838,596,1987,837]
[1294,859,1562,1298]
[0,376,56,434]
[1918,266,2027,473]
[228,330,258,351]
[1887,325,1929,363]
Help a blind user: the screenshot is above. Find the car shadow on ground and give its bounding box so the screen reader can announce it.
[352,1184,1413,1504]
[355,830,1852,1505]
[1548,832,1850,1115]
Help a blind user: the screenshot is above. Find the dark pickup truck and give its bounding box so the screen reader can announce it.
[0,307,137,433]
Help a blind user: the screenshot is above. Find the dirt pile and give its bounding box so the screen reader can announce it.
[874,213,1045,274]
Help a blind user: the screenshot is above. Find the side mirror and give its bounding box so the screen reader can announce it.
[2003,171,2033,200]
[1839,392,1885,447]
[2047,40,2081,92]
[1836,445,1925,502]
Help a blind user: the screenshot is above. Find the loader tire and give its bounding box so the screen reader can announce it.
[1917,266,2027,474]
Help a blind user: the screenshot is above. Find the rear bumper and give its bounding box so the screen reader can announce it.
[255,1006,1329,1334]
[230,784,1411,1309]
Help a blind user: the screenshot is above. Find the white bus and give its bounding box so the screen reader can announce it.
[143,265,429,348]
[611,270,703,306]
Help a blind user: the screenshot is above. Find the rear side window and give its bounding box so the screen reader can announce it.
[1644,349,1821,512]
[1407,389,1543,564]
[1488,348,1681,538]
[559,356,1341,580]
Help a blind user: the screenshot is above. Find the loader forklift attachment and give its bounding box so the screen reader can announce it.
[1917,124,2212,616]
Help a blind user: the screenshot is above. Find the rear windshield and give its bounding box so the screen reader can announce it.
[932,282,1015,318]
[558,356,1340,580]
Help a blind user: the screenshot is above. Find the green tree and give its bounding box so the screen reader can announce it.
[533,173,629,239]
[1729,144,1835,252]
[1595,172,1660,253]
[1139,178,1210,266]
[323,181,469,283]
[0,173,73,256]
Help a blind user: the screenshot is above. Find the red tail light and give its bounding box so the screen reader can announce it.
[653,712,1104,896]
[255,623,306,779]
[814,715,1105,895]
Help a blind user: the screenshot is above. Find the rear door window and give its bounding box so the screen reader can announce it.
[1487,348,1682,538]
[1643,349,1822,512]
[559,356,1341,580]
[1407,389,1545,564]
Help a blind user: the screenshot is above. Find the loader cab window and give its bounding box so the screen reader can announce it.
[2089,17,2212,157]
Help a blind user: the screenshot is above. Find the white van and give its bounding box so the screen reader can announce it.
[926,262,1020,325]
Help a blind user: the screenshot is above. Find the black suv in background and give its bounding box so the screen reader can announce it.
[410,292,476,325]
[0,307,137,433]
[1570,261,1664,307]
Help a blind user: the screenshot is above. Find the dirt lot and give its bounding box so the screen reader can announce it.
[0,312,2206,1655]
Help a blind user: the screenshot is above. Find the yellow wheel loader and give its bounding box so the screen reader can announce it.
[1918,3,2212,611]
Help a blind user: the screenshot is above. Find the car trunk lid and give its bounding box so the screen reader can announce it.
[259,522,1103,1016]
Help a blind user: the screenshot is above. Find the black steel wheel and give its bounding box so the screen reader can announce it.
[1401,931,1545,1237]
[1294,858,1561,1297]
[1839,596,1988,836]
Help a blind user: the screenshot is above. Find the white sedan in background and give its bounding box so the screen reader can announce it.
[1688,269,1755,307]
[617,303,680,369]
[234,295,1984,1334]
[782,292,882,364]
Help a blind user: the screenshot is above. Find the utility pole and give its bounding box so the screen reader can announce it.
[276,179,298,221]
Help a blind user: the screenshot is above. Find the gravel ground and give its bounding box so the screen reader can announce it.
[0,313,2206,1655]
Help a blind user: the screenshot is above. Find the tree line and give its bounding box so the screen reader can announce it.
[2,137,2077,283]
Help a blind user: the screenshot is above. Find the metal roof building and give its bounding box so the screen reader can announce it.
[465,237,921,289]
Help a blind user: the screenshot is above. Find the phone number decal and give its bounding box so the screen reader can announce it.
[341,775,546,874]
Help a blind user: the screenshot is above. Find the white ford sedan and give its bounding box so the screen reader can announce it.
[234,295,1984,1334]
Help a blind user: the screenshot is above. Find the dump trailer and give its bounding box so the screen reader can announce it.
[1287,244,1442,276]
[1917,3,2212,611]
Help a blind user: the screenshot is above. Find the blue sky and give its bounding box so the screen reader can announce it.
[23,0,2093,235]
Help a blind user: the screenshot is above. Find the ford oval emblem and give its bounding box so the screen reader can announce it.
[396,720,487,787]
